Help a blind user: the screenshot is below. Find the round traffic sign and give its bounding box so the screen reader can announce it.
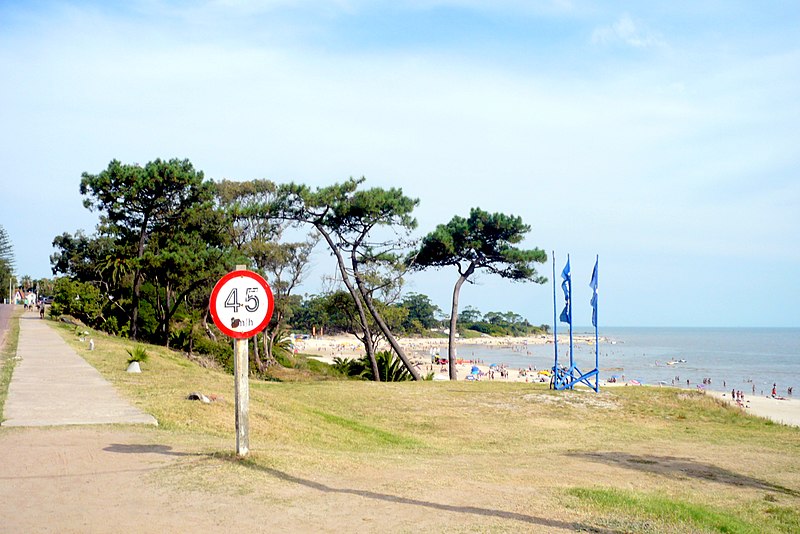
[209,270,274,339]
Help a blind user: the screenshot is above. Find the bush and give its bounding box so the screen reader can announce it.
[332,351,413,382]
[192,336,233,372]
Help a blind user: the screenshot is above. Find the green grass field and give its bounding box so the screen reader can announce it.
[29,320,800,532]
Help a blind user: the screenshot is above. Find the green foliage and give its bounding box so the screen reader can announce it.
[410,207,547,282]
[51,278,105,326]
[272,178,421,379]
[332,351,413,382]
[397,293,441,332]
[79,158,229,341]
[125,345,149,364]
[0,224,15,296]
[191,335,233,372]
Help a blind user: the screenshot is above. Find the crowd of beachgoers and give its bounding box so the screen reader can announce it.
[294,333,800,428]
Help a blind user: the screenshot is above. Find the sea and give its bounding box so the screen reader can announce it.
[456,327,800,395]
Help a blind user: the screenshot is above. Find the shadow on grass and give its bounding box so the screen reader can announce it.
[229,457,615,532]
[570,452,799,497]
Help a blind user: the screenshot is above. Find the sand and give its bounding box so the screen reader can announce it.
[295,333,800,428]
[707,390,800,428]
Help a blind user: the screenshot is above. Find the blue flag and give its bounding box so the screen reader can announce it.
[559,257,571,324]
[589,257,598,327]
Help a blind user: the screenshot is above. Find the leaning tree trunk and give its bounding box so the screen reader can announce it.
[349,250,420,381]
[315,224,380,380]
[448,262,475,380]
[361,290,420,381]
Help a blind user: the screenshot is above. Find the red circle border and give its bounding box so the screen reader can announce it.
[209,270,275,339]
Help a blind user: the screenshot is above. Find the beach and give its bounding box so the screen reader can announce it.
[707,390,800,427]
[295,332,564,384]
[296,333,800,428]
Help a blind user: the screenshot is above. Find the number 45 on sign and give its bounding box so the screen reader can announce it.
[209,270,274,339]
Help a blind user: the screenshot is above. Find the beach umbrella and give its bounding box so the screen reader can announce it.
[471,366,480,374]
[489,363,498,368]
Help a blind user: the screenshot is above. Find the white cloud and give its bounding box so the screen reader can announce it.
[592,13,665,48]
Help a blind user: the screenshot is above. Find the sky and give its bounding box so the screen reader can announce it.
[1,1,798,328]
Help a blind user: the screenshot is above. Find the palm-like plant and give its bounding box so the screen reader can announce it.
[333,351,413,381]
[126,345,149,365]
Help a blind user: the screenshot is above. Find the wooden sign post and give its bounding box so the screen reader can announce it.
[209,266,274,456]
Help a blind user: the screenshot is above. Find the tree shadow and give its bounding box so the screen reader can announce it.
[227,458,615,532]
[569,451,799,497]
[103,443,199,457]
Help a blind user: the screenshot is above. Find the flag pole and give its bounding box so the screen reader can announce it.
[568,254,573,376]
[552,251,558,385]
[594,255,599,376]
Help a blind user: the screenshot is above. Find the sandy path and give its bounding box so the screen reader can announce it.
[0,426,581,533]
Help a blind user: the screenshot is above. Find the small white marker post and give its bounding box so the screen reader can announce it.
[209,266,274,457]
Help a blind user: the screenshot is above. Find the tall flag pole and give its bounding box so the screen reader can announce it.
[559,255,573,374]
[552,252,558,381]
[590,255,599,374]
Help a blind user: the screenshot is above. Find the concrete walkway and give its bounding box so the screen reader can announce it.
[2,312,157,427]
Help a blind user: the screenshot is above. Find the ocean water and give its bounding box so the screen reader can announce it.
[456,327,800,395]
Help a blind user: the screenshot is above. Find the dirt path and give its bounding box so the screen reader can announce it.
[0,426,582,533]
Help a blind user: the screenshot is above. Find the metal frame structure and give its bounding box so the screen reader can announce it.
[551,254,599,392]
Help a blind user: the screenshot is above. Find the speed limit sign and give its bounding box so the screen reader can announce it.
[209,270,274,339]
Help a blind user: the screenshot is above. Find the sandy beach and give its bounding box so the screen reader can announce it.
[295,332,560,384]
[707,390,800,428]
[295,333,800,429]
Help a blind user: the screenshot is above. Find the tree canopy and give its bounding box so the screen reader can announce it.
[79,158,220,339]
[0,224,15,295]
[410,208,547,379]
[45,160,554,385]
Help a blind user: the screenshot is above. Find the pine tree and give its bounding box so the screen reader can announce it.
[0,224,15,298]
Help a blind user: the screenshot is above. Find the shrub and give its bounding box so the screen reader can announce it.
[126,345,149,364]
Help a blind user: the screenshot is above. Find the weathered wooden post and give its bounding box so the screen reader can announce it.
[209,265,274,457]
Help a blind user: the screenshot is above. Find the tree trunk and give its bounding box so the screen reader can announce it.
[131,215,150,340]
[361,290,420,380]
[253,333,264,372]
[202,311,216,341]
[449,262,475,380]
[164,283,172,348]
[349,249,420,381]
[315,224,380,380]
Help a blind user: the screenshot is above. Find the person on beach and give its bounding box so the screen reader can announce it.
[772,384,777,398]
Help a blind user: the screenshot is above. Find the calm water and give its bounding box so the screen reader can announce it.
[456,327,800,395]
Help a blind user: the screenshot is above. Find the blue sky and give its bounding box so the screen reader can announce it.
[1,1,798,327]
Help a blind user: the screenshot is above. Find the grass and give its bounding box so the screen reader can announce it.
[0,306,22,421]
[567,487,800,533]
[28,321,800,531]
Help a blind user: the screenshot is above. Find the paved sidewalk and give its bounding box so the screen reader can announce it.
[2,312,157,427]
